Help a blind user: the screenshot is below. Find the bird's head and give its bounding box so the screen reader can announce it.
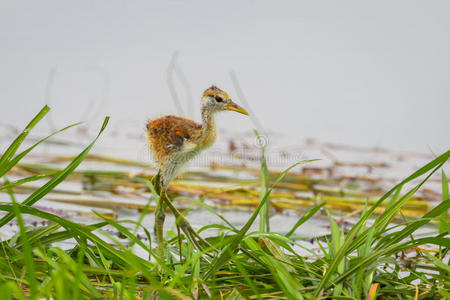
[201,86,248,116]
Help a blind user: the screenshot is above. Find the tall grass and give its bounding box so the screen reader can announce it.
[0,106,448,299]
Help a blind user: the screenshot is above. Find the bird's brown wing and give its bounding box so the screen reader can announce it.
[146,116,202,163]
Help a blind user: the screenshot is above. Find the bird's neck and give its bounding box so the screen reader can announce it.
[199,109,217,148]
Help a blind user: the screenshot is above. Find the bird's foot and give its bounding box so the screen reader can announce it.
[160,189,216,258]
[175,215,215,254]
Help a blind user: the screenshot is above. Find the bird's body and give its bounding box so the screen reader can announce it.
[147,86,247,188]
[146,85,248,259]
[147,114,216,188]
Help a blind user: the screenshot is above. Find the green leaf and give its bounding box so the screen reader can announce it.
[204,159,318,280]
[286,202,325,238]
[314,150,450,296]
[1,122,81,178]
[0,106,50,172]
[10,197,37,297]
[255,129,270,233]
[0,172,57,191]
[0,203,151,270]
[0,116,109,228]
[423,252,450,273]
[440,170,449,234]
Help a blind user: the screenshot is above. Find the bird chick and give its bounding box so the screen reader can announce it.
[146,85,248,259]
[147,85,248,189]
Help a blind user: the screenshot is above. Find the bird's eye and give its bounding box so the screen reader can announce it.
[215,96,224,103]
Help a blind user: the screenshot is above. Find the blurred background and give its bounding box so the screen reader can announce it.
[0,0,449,153]
[0,0,449,245]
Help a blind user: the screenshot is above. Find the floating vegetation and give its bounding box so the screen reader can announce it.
[4,150,442,221]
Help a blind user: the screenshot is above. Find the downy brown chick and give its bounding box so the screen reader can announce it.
[147,85,248,258]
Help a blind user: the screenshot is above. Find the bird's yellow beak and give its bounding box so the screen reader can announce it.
[227,102,249,115]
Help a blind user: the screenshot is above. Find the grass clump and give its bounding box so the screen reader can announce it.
[0,106,448,299]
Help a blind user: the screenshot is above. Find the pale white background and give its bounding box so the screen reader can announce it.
[0,0,449,153]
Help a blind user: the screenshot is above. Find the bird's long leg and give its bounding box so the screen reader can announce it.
[154,189,166,261]
[160,190,214,252]
[176,224,182,261]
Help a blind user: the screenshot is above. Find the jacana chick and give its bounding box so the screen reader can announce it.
[147,86,248,259]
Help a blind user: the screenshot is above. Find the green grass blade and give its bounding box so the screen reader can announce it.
[255,130,270,233]
[0,203,150,270]
[313,150,449,296]
[333,236,450,286]
[423,252,450,273]
[440,170,449,234]
[192,199,237,232]
[0,172,57,191]
[0,116,109,228]
[10,198,37,297]
[1,122,82,177]
[285,203,325,238]
[439,289,450,299]
[0,106,49,171]
[0,282,26,300]
[376,200,450,249]
[92,212,152,254]
[204,159,317,280]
